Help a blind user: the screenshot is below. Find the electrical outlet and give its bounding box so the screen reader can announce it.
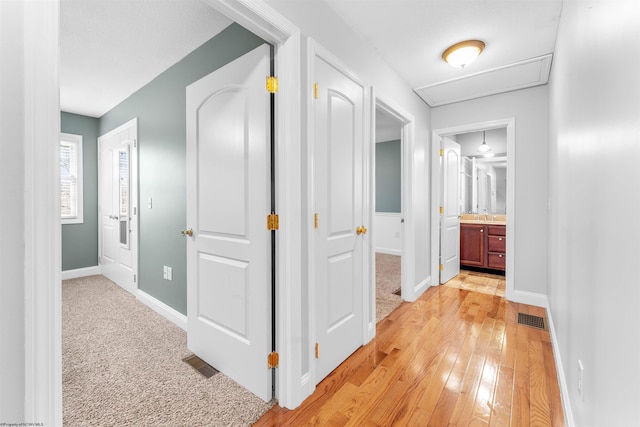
[167,266,172,281]
[163,265,167,280]
[148,197,153,209]
[578,360,584,400]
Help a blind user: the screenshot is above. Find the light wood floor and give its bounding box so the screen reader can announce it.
[254,285,564,426]
[443,269,506,298]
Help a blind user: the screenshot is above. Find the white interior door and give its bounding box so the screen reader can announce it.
[99,120,137,293]
[313,48,365,383]
[186,44,272,401]
[440,137,461,283]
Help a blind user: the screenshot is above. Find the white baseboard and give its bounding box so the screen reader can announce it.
[403,276,430,302]
[296,372,313,409]
[365,321,375,343]
[375,248,402,256]
[507,289,548,308]
[61,265,101,280]
[545,300,575,427]
[136,289,187,331]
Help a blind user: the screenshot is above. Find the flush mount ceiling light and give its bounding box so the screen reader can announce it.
[442,40,485,69]
[477,130,492,153]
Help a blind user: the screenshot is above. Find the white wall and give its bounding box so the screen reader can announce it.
[548,1,640,425]
[0,1,26,419]
[374,213,402,255]
[431,86,549,295]
[265,0,432,289]
[0,1,62,423]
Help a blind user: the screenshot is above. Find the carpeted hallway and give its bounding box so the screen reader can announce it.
[62,275,273,426]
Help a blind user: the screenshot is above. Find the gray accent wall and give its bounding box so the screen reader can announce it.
[375,140,401,213]
[99,23,265,315]
[61,112,99,271]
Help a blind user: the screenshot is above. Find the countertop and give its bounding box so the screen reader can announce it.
[459,214,507,226]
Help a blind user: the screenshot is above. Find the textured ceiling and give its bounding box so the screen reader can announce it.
[60,0,232,117]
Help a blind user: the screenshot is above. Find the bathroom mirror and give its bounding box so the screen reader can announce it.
[456,128,507,215]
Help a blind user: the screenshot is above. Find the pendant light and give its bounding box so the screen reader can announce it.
[477,131,492,153]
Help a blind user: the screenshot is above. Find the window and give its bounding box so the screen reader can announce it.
[60,133,83,224]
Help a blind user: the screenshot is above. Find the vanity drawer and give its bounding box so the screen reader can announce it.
[487,225,506,236]
[487,252,506,270]
[488,235,506,252]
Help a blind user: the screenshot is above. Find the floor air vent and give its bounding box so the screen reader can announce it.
[517,312,548,331]
[183,354,219,378]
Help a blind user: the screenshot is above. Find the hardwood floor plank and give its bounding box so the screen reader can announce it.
[427,388,459,427]
[529,339,552,426]
[512,326,532,426]
[471,312,505,423]
[449,296,497,425]
[398,320,471,424]
[542,340,565,427]
[489,365,514,426]
[253,286,564,427]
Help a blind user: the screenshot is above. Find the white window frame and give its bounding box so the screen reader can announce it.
[60,132,83,224]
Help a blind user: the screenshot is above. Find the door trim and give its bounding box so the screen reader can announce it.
[201,0,306,409]
[372,93,418,305]
[431,118,516,299]
[97,117,138,295]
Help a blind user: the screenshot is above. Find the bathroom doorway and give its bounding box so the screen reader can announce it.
[431,118,515,299]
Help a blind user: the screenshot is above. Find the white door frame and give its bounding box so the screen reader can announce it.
[430,118,516,299]
[200,0,306,409]
[98,118,138,294]
[32,1,306,424]
[371,92,418,305]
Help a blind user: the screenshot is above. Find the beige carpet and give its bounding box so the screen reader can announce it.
[375,253,403,323]
[62,275,274,426]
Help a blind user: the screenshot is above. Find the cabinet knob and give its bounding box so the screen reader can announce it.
[499,254,503,258]
[499,238,503,241]
[480,229,483,232]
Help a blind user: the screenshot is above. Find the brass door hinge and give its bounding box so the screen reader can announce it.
[315,343,319,359]
[440,148,444,156]
[440,264,444,272]
[313,83,319,99]
[439,206,444,214]
[266,76,278,94]
[267,213,279,231]
[314,213,319,229]
[268,351,279,368]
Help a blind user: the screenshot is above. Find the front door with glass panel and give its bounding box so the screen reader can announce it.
[99,119,138,293]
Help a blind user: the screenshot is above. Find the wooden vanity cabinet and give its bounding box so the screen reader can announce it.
[486,225,506,270]
[460,224,485,267]
[460,223,506,271]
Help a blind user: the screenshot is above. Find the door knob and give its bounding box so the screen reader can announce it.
[361,226,367,235]
[356,226,363,235]
[181,228,193,237]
